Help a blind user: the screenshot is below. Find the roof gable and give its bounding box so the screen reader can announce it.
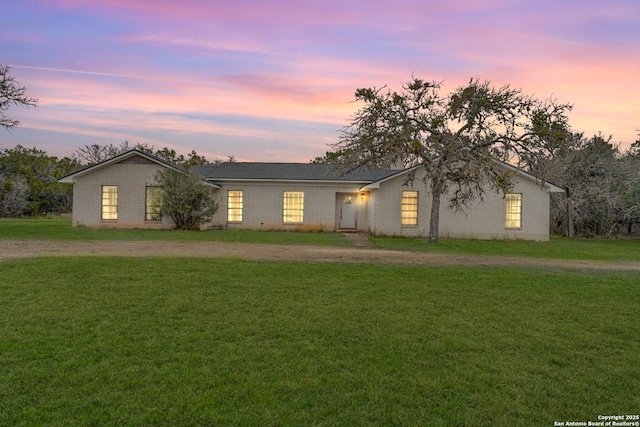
[58,150,219,188]
[498,162,564,192]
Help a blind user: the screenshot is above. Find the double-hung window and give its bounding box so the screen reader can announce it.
[505,193,522,228]
[401,191,418,226]
[283,191,304,223]
[227,190,243,222]
[145,186,162,221]
[101,185,118,220]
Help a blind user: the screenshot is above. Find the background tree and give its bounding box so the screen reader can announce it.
[621,137,640,234]
[72,143,123,165]
[154,148,212,167]
[73,142,217,167]
[0,174,29,216]
[0,145,77,216]
[310,150,345,164]
[330,77,572,243]
[570,135,624,236]
[154,168,218,230]
[540,133,640,237]
[73,141,153,165]
[1,64,38,131]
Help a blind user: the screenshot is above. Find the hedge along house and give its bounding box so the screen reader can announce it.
[59,149,564,240]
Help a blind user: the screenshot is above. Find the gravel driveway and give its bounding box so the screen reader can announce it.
[1,239,639,271]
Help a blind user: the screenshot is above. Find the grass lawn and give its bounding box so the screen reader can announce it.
[370,235,640,263]
[0,217,353,246]
[1,257,638,425]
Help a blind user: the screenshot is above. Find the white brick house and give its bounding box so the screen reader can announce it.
[59,150,564,240]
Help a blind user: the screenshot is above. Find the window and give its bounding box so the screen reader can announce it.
[101,185,118,220]
[401,191,418,225]
[145,186,162,221]
[505,193,522,228]
[228,190,243,222]
[283,191,304,223]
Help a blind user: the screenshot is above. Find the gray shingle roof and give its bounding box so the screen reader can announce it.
[190,163,402,183]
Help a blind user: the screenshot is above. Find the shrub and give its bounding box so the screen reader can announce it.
[154,168,218,230]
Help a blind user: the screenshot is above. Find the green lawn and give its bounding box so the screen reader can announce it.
[0,217,353,246]
[1,257,638,425]
[370,234,640,262]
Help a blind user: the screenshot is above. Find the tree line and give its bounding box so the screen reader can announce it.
[540,133,640,237]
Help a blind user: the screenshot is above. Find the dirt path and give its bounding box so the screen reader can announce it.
[1,239,639,272]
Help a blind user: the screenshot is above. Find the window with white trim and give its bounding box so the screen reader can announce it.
[505,193,522,228]
[227,190,243,222]
[101,185,118,220]
[145,186,162,221]
[283,191,304,223]
[401,191,418,226]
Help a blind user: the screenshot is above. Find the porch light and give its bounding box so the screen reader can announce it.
[360,192,366,200]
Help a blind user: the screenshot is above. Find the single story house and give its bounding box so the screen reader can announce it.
[59,149,564,240]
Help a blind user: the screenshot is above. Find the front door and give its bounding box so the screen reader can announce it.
[339,194,357,229]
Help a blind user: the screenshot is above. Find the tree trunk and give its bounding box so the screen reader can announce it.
[428,176,444,244]
[565,188,575,238]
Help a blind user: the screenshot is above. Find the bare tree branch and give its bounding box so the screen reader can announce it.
[0,64,38,131]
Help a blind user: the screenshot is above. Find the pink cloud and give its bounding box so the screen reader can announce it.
[6,0,638,159]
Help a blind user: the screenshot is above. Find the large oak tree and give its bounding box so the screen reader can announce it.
[331,77,572,243]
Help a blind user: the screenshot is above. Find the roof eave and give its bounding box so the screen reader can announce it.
[203,178,374,185]
[361,166,420,190]
[546,183,565,193]
[498,162,565,193]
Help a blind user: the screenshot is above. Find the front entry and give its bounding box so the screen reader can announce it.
[339,194,357,229]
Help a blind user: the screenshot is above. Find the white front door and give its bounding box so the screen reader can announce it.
[339,194,357,229]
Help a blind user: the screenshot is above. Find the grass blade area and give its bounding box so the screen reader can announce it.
[370,235,640,263]
[0,217,353,246]
[1,257,638,425]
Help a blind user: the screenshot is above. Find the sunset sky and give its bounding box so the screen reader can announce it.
[2,0,639,162]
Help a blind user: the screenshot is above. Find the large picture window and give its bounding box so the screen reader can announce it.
[227,190,243,222]
[505,193,522,228]
[145,186,162,221]
[101,185,118,220]
[283,191,304,223]
[401,191,418,226]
